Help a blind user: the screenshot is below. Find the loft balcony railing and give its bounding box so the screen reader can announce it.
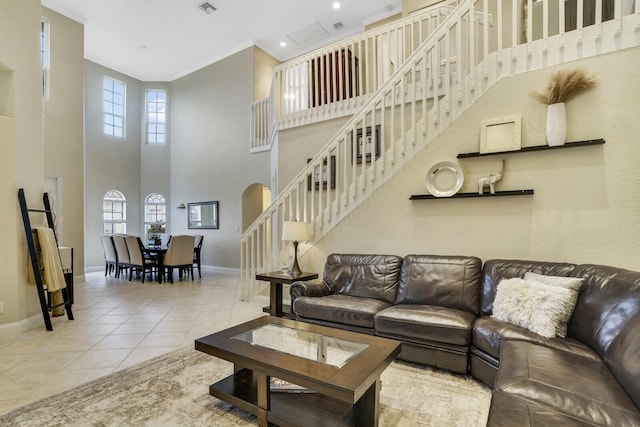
[242,0,640,300]
[249,1,460,152]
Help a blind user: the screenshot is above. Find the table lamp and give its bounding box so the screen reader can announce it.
[282,221,310,276]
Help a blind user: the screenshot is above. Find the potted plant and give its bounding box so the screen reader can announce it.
[531,68,598,146]
[148,221,165,246]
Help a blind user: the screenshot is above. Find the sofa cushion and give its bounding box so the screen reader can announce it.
[604,312,640,409]
[487,390,597,427]
[492,278,580,339]
[568,264,640,358]
[473,316,600,360]
[323,254,403,304]
[480,259,577,316]
[292,294,391,329]
[375,305,476,346]
[496,340,640,426]
[395,255,482,314]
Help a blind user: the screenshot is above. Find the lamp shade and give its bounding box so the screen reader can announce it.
[282,221,310,242]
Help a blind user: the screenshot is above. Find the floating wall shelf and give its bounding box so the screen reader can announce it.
[456,139,605,159]
[410,189,534,200]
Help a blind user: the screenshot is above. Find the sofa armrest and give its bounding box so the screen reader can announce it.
[290,280,331,303]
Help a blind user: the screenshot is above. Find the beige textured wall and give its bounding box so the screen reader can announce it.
[42,7,85,275]
[0,0,45,327]
[296,48,640,275]
[277,117,350,193]
[84,61,143,268]
[403,0,447,16]
[170,47,270,268]
[365,13,402,31]
[253,47,280,101]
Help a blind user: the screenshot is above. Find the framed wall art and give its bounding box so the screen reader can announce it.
[480,116,522,154]
[352,125,381,164]
[307,156,336,191]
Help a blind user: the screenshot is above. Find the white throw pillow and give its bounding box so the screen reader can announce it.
[523,272,583,337]
[492,278,578,339]
[523,272,583,290]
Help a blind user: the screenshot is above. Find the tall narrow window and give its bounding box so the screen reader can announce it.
[103,190,126,233]
[144,193,166,241]
[103,77,125,138]
[146,90,166,144]
[41,19,50,99]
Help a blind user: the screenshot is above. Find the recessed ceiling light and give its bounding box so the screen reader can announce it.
[333,2,341,9]
[280,41,287,47]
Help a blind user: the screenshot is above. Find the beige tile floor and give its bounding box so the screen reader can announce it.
[0,269,265,415]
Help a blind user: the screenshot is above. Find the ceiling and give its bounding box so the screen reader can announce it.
[41,0,402,82]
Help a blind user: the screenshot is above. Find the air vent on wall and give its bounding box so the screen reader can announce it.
[198,2,216,14]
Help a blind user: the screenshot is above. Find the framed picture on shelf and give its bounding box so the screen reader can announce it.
[307,156,336,191]
[479,116,521,153]
[352,125,381,164]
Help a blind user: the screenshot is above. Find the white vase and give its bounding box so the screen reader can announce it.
[546,102,567,147]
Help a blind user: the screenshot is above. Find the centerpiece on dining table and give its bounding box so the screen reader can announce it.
[148,221,165,246]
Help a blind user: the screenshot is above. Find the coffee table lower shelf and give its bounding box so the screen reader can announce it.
[261,304,296,320]
[210,368,356,427]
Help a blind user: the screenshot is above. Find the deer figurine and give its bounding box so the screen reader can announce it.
[478,159,506,195]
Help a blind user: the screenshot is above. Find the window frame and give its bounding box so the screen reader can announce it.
[103,76,126,139]
[145,89,167,144]
[41,18,50,99]
[144,193,167,240]
[103,190,127,234]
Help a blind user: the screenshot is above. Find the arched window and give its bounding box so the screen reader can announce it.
[144,193,166,240]
[103,190,126,234]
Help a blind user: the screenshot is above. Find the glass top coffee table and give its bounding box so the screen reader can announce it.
[195,316,401,427]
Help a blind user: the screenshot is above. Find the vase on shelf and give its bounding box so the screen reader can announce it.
[546,102,567,147]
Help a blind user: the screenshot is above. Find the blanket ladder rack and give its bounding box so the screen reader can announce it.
[18,188,74,331]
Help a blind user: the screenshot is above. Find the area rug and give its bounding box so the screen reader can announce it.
[0,346,491,426]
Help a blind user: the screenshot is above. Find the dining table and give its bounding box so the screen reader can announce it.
[146,245,168,283]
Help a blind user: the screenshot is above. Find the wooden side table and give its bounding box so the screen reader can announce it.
[255,271,318,319]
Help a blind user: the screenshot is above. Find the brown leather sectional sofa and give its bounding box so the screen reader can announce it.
[290,254,640,426]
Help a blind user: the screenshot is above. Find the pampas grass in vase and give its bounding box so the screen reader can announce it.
[531,68,598,146]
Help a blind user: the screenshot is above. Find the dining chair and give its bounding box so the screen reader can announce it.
[162,235,195,283]
[112,234,131,278]
[193,235,204,278]
[125,236,157,283]
[100,234,118,276]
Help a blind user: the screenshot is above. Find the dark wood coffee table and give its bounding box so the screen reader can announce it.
[195,316,401,426]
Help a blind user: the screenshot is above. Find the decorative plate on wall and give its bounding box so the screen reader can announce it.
[425,161,464,197]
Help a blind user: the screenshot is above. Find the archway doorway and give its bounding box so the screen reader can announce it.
[242,183,271,233]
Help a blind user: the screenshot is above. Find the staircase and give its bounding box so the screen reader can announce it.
[241,0,640,300]
[250,1,459,152]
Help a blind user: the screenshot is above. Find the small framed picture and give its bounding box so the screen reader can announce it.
[480,116,522,153]
[352,125,381,164]
[307,156,336,191]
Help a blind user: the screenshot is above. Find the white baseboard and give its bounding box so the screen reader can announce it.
[201,265,240,274]
[0,313,46,340]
